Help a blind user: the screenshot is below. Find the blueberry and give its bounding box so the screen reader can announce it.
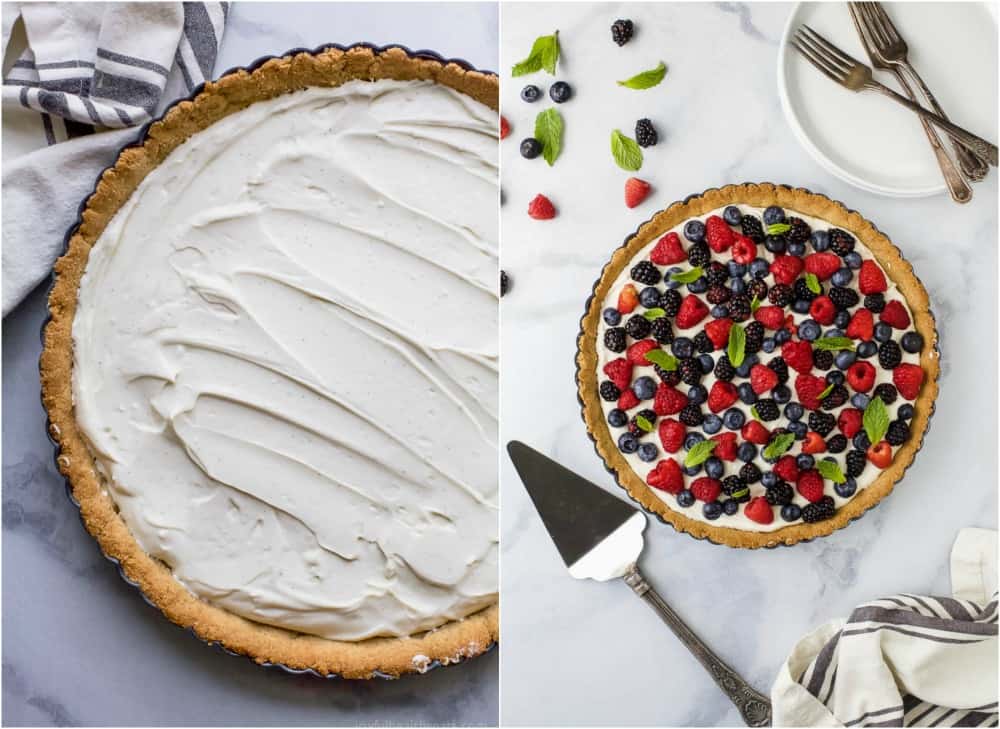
[781,504,802,522]
[738,381,758,404]
[702,414,723,435]
[788,421,807,439]
[788,241,807,257]
[826,371,845,385]
[832,268,853,287]
[549,81,572,103]
[685,432,706,450]
[637,443,658,462]
[844,252,863,269]
[761,471,778,488]
[672,337,694,359]
[711,305,729,318]
[737,442,758,463]
[520,137,542,158]
[811,230,830,251]
[750,258,770,279]
[835,351,857,370]
[608,409,627,427]
[666,267,683,289]
[705,457,724,480]
[618,432,639,453]
[792,299,811,314]
[676,489,695,508]
[853,431,871,450]
[684,220,706,243]
[901,331,924,353]
[722,498,740,515]
[639,286,661,308]
[521,84,541,102]
[703,501,723,520]
[825,328,845,339]
[784,402,804,421]
[688,385,708,405]
[723,408,746,430]
[727,261,747,277]
[633,376,657,400]
[698,354,715,373]
[835,477,857,498]
[834,310,851,329]
[874,322,893,343]
[773,385,792,404]
[603,307,622,326]
[798,320,821,341]
[723,206,743,225]
[898,404,914,420]
[684,464,702,476]
[735,359,754,379]
[763,206,785,225]
[762,337,776,353]
[730,277,747,295]
[857,341,878,358]
[851,393,870,410]
[687,276,709,294]
[764,236,787,254]
[775,329,791,344]
[796,454,815,470]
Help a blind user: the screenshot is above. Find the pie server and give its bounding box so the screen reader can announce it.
[506,441,772,727]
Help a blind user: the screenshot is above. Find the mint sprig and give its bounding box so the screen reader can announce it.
[645,349,677,371]
[816,459,847,484]
[728,324,746,368]
[763,433,796,460]
[611,129,643,171]
[684,439,717,468]
[617,61,667,89]
[750,294,761,314]
[643,307,666,321]
[813,337,855,352]
[635,414,655,433]
[512,33,560,76]
[817,383,835,400]
[804,272,821,294]
[669,266,703,284]
[863,396,889,445]
[750,404,761,421]
[766,222,792,236]
[535,108,563,166]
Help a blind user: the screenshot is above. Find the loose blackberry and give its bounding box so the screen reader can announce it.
[747,279,768,302]
[813,349,834,370]
[650,317,673,345]
[625,315,652,339]
[787,217,812,245]
[744,321,765,352]
[660,289,681,316]
[721,475,749,500]
[679,403,704,427]
[600,380,621,401]
[706,285,731,304]
[628,408,657,436]
[635,118,657,147]
[801,496,836,523]
[655,364,681,385]
[739,462,762,484]
[714,355,736,382]
[794,278,819,302]
[693,331,714,354]
[740,215,766,243]
[768,357,789,384]
[687,242,710,267]
[705,261,728,287]
[808,411,836,436]
[765,480,794,506]
[874,383,898,405]
[604,327,627,352]
[728,295,752,322]
[829,229,855,256]
[678,358,703,386]
[768,283,793,307]
[821,384,849,411]
[886,419,911,446]
[631,260,661,285]
[826,434,848,453]
[878,340,902,369]
[755,399,780,421]
[611,18,634,46]
[829,286,860,310]
[845,449,867,477]
[501,270,510,296]
[864,293,886,313]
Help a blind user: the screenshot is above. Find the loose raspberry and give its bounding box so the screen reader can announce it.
[707,381,739,413]
[846,361,876,392]
[711,432,738,461]
[867,440,893,469]
[603,358,633,389]
[653,382,687,415]
[647,458,684,493]
[625,177,651,208]
[892,363,924,400]
[690,477,722,502]
[858,260,887,294]
[745,496,774,524]
[795,373,827,410]
[770,254,804,286]
[782,340,814,375]
[674,295,709,329]
[650,232,686,265]
[809,296,836,325]
[797,469,824,502]
[528,194,556,219]
[774,455,800,483]
[626,339,658,365]
[705,318,734,349]
[741,420,771,445]
[705,215,735,253]
[837,408,863,439]
[500,115,510,140]
[658,418,685,453]
[801,432,826,454]
[750,364,779,394]
[617,390,640,410]
[880,300,911,329]
[731,234,756,265]
[846,308,874,341]
[618,283,639,313]
[754,306,785,330]
[804,252,841,280]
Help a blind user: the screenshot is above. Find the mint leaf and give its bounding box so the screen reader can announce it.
[805,272,821,294]
[763,433,796,460]
[728,324,746,368]
[750,404,761,421]
[818,383,835,400]
[750,294,761,314]
[617,61,667,89]
[669,266,703,284]
[512,33,560,76]
[813,337,855,352]
[611,129,643,171]
[635,414,654,433]
[645,349,677,371]
[684,439,717,468]
[766,222,792,236]
[643,307,666,321]
[816,459,847,484]
[864,397,889,445]
[535,108,563,166]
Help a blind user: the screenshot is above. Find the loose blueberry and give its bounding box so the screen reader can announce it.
[723,206,743,225]
[520,138,542,158]
[676,489,695,507]
[857,341,878,358]
[788,421,807,439]
[705,457,724,480]
[781,504,802,522]
[761,471,778,488]
[834,310,851,329]
[549,81,572,103]
[520,84,541,102]
[811,230,830,251]
[688,385,708,405]
[764,236,787,254]
[835,477,857,498]
[639,286,661,308]
[874,322,893,343]
[898,404,914,420]
[798,320,821,341]
[853,431,871,450]
[901,331,924,353]
[603,307,622,326]
[737,381,758,404]
[702,414,723,435]
[763,206,785,225]
[851,393,870,409]
[784,402,804,421]
[835,351,856,370]
[703,501,723,520]
[844,252,863,269]
[637,443,658,462]
[723,408,746,430]
[722,498,740,515]
[750,258,770,279]
[685,432,706,449]
[826,371,845,385]
[737,442,758,463]
[832,268,853,287]
[728,261,747,277]
[762,337,776,353]
[796,454,815,470]
[619,432,639,453]
[608,409,627,427]
[775,329,792,344]
[792,299,811,314]
[773,385,792,404]
[684,219,706,243]
[687,276,709,294]
[633,376,657,400]
[672,337,694,359]
[788,241,807,257]
[698,354,715,373]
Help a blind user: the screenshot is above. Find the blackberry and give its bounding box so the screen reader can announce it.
[629,408,658,436]
[739,462,762,484]
[650,317,673,344]
[693,331,714,354]
[826,434,848,453]
[845,449,867,477]
[886,419,911,446]
[678,358,703,386]
[813,349,834,370]
[740,215,766,243]
[808,411,836,436]
[705,261,728,287]
[878,340,902,369]
[660,289,681,316]
[768,357,789,384]
[821,384,849,411]
[706,285,731,305]
[721,475,749,500]
[755,399,780,421]
[787,217,812,245]
[829,229,855,256]
[765,480,794,506]
[631,260,661,285]
[794,278,819,302]
[611,18,634,46]
[635,118,657,147]
[744,321,765,352]
[600,380,621,401]
[864,293,886,313]
[874,383,898,405]
[655,364,681,385]
[501,270,510,296]
[728,295,752,322]
[687,242,710,267]
[625,315,652,339]
[604,327,627,352]
[747,279,769,302]
[679,403,704,427]
[829,286,860,310]
[768,283,793,307]
[714,356,736,382]
[801,496,836,523]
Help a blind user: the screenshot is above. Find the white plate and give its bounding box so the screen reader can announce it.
[778,2,998,198]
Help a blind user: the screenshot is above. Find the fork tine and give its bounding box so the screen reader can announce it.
[795,28,852,74]
[790,37,846,85]
[847,3,877,57]
[801,24,865,67]
[859,3,890,47]
[869,2,902,44]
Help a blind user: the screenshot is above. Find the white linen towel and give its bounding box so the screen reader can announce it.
[2,2,227,316]
[772,528,998,727]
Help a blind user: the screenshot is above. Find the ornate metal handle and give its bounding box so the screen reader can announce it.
[624,565,772,727]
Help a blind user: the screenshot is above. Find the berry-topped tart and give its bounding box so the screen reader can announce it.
[577,183,938,548]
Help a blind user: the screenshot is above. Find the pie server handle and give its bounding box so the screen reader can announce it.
[624,564,773,727]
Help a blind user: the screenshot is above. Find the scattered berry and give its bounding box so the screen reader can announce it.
[549,81,572,103]
[750,364,779,394]
[658,418,685,452]
[500,116,510,139]
[617,390,640,411]
[528,193,556,219]
[617,283,639,313]
[711,432,738,461]
[625,177,652,208]
[626,339,658,365]
[611,18,634,46]
[520,138,542,158]
[501,270,511,296]
[520,85,541,102]
[782,340,814,374]
[731,235,757,265]
[809,296,836,325]
[635,118,657,147]
[846,309,874,341]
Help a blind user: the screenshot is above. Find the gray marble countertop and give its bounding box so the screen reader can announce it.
[2,3,497,726]
[499,2,997,726]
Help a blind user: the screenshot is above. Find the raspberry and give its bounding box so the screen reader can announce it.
[754,306,785,330]
[647,458,683,493]
[741,420,771,445]
[658,418,685,453]
[626,339,658,365]
[750,364,779,394]
[773,456,799,483]
[603,358,633,389]
[528,194,556,219]
[796,374,828,410]
[618,390,640,411]
[660,289,681,316]
[731,235,756,265]
[829,286,860,310]
[782,340,814,374]
[809,296,836,325]
[808,411,836,436]
[770,255,804,286]
[654,383,687,415]
[893,363,924,400]
[804,252,841,280]
[650,317,673,344]
[744,496,774,524]
[711,432,738,461]
[707,381,739,413]
[801,431,826,454]
[705,215,735,253]
[705,318,733,349]
[500,116,510,140]
[768,283,793,306]
[625,177,651,209]
[625,314,652,339]
[837,408,863,438]
[690,477,721,502]
[878,340,902,369]
[880,300,911,329]
[604,328,627,352]
[846,309,874,341]
[631,260,661,285]
[796,469,824,503]
[600,381,621,401]
[765,480,794,506]
[846,361,876,392]
[651,232,687,265]
[675,295,710,329]
[858,260,887,294]
[828,229,855,256]
[801,496,836,523]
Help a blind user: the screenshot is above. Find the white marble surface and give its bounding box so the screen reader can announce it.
[499,2,997,726]
[2,3,498,726]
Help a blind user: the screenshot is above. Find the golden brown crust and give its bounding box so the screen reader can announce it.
[576,183,939,549]
[40,45,498,678]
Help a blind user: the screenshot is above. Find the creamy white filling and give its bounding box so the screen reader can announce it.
[596,204,923,532]
[72,80,499,640]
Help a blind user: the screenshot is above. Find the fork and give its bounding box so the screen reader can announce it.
[791,24,998,167]
[848,3,972,203]
[860,1,989,182]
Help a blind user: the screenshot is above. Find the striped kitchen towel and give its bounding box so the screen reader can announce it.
[773,529,998,727]
[2,2,227,316]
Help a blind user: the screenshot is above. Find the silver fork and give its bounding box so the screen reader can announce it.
[848,3,972,203]
[861,1,989,182]
[791,24,998,167]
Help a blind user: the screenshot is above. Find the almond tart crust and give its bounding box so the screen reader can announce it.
[577,183,939,549]
[40,45,498,679]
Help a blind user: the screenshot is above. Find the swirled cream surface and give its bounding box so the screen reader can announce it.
[72,80,498,641]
